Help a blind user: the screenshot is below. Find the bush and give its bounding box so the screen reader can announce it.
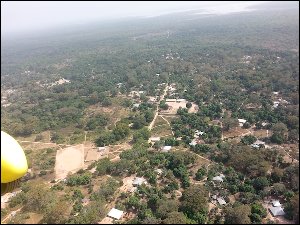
[35,134,43,141]
[186,102,192,109]
[39,170,47,176]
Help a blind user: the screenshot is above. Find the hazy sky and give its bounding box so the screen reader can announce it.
[2,1,266,35]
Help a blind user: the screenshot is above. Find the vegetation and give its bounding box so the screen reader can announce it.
[1,2,298,224]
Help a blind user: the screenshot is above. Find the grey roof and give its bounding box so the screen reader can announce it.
[108,208,124,220]
[217,197,226,205]
[161,146,172,152]
[269,206,285,216]
[253,140,265,145]
[272,200,281,207]
[133,177,146,186]
[211,195,217,200]
[212,176,223,182]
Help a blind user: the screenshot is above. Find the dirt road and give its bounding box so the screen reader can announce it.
[1,206,23,224]
[149,85,168,130]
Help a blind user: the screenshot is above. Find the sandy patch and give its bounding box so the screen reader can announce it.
[160,101,198,115]
[98,217,113,224]
[55,144,84,180]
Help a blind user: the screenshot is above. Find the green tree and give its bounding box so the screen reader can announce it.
[96,158,112,176]
[195,167,206,181]
[163,212,191,224]
[186,102,192,109]
[156,199,179,219]
[180,185,208,222]
[133,127,150,143]
[42,200,69,224]
[241,135,257,145]
[225,205,251,224]
[253,177,269,191]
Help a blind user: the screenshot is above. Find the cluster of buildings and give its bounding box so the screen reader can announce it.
[210,174,227,206]
[189,130,205,146]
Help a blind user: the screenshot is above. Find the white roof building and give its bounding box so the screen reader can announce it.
[155,169,163,175]
[98,147,106,151]
[212,176,224,182]
[251,140,265,148]
[273,101,280,108]
[238,119,247,126]
[149,137,160,142]
[166,99,177,102]
[132,177,147,186]
[133,103,140,108]
[162,146,172,152]
[269,206,285,216]
[272,200,281,207]
[217,197,226,205]
[107,208,124,220]
[211,195,218,200]
[189,140,197,146]
[194,130,204,138]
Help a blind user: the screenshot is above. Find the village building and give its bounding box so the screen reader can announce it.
[238,119,247,127]
[132,177,147,187]
[149,137,160,143]
[217,197,226,206]
[251,140,265,148]
[107,208,124,220]
[161,146,172,152]
[132,103,140,108]
[269,206,285,217]
[98,147,106,152]
[212,174,225,182]
[272,200,281,207]
[189,140,197,146]
[273,101,280,108]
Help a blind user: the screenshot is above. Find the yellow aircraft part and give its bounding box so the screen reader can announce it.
[1,131,28,183]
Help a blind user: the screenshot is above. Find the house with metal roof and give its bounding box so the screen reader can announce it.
[269,206,285,217]
[107,208,124,220]
[132,177,147,187]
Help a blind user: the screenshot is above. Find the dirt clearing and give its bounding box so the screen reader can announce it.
[55,144,84,180]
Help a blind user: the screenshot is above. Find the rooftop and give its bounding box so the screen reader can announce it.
[212,176,224,182]
[269,206,285,217]
[107,208,124,220]
[272,200,281,207]
[217,197,226,205]
[162,146,172,152]
[133,177,146,186]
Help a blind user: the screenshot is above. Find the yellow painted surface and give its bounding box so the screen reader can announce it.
[1,131,28,183]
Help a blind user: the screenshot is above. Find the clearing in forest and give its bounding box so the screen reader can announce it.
[55,144,84,180]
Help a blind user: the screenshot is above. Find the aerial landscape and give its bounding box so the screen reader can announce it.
[1,1,299,224]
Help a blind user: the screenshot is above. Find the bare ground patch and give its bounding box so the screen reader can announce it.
[55,144,84,180]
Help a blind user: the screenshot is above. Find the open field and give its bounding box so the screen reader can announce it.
[160,101,198,115]
[23,213,43,224]
[151,124,173,137]
[153,116,168,127]
[55,144,84,180]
